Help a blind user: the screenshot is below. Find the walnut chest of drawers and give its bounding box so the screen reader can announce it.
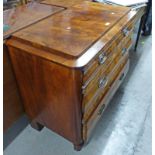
[6,1,138,150]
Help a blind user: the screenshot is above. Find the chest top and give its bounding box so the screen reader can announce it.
[3,2,64,39]
[10,2,130,58]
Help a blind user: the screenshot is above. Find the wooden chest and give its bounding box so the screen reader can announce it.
[6,2,137,150]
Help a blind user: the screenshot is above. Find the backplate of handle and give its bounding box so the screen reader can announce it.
[98,77,107,88]
[98,53,107,65]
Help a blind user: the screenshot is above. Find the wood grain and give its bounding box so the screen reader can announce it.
[8,46,83,146]
[3,2,64,39]
[9,2,130,58]
[7,9,136,68]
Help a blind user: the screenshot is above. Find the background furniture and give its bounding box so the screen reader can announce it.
[3,2,64,148]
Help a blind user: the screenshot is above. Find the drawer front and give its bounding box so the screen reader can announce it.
[82,29,133,93]
[82,36,132,119]
[83,59,130,141]
[82,50,129,122]
[82,50,121,111]
[83,18,134,83]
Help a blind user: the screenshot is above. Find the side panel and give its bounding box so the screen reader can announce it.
[3,43,24,131]
[8,45,83,145]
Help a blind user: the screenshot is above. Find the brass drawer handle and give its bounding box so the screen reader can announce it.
[98,77,107,88]
[122,28,129,36]
[98,104,105,115]
[98,53,107,65]
[122,48,127,55]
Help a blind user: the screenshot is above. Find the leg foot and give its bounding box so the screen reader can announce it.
[74,142,84,151]
[30,121,44,131]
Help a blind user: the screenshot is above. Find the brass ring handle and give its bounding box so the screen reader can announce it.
[98,53,107,65]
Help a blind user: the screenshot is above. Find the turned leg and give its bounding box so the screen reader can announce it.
[74,142,84,151]
[30,121,44,131]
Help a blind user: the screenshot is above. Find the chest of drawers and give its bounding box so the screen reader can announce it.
[6,2,138,150]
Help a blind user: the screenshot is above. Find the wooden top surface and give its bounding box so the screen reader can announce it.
[11,2,131,59]
[41,0,91,8]
[3,2,64,39]
[7,10,137,68]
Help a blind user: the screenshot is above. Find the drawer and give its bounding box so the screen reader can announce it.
[82,35,132,95]
[82,44,113,84]
[82,36,132,116]
[82,48,120,95]
[83,19,134,83]
[82,51,121,110]
[83,50,129,122]
[83,60,130,141]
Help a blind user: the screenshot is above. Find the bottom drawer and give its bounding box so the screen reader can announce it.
[83,59,130,141]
